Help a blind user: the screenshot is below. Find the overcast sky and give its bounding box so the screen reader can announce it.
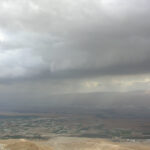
[0,0,150,111]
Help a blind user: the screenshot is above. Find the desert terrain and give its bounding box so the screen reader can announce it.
[0,113,149,150]
[0,137,150,150]
[0,113,150,140]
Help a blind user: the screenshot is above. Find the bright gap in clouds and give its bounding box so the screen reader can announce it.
[100,0,133,17]
[0,32,7,42]
[101,0,118,10]
[101,0,122,17]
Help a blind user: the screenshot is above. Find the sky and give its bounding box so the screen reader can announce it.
[0,0,150,112]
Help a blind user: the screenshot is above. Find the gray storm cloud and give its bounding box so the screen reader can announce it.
[0,0,150,81]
